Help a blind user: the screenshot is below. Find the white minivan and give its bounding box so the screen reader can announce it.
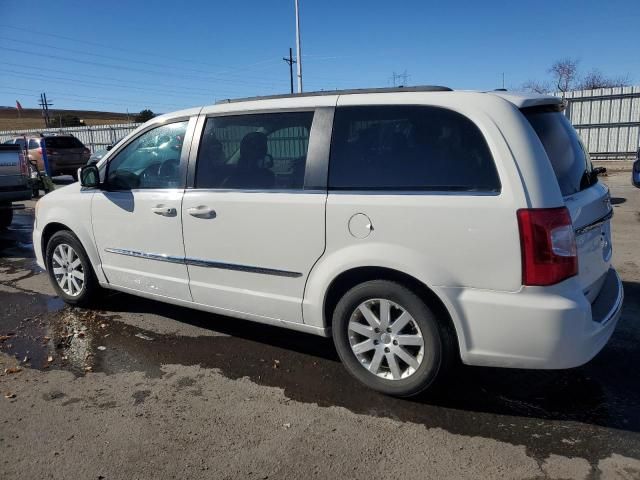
[33,87,623,396]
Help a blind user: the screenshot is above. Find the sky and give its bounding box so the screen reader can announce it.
[0,0,638,114]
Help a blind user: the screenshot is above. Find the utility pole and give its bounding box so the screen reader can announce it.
[390,70,410,87]
[294,0,303,93]
[283,48,297,94]
[38,93,53,128]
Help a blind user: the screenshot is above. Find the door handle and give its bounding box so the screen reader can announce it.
[151,205,177,217]
[187,206,216,219]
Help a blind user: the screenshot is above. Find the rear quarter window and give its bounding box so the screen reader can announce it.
[328,105,500,192]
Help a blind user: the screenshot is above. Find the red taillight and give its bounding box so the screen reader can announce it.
[517,207,578,286]
[37,147,42,154]
[18,152,29,176]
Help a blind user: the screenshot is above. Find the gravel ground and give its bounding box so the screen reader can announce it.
[1,172,639,479]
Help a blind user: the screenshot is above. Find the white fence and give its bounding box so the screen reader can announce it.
[562,86,640,161]
[0,123,141,153]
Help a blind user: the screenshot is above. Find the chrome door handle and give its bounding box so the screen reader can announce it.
[151,205,177,217]
[187,206,216,219]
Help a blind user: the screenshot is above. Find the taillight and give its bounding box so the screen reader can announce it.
[37,147,42,154]
[18,152,29,176]
[517,207,578,286]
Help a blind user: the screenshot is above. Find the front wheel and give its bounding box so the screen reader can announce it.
[332,280,453,397]
[45,230,100,306]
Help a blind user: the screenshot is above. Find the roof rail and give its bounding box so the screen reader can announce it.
[215,85,453,104]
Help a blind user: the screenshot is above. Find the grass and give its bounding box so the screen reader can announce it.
[0,107,133,131]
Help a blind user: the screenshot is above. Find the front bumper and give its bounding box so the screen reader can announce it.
[439,268,624,369]
[33,223,45,270]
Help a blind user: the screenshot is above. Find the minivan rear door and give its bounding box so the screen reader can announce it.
[181,108,332,324]
[523,107,613,301]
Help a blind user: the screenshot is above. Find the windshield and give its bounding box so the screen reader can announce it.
[523,108,593,196]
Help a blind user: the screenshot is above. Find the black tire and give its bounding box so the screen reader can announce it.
[45,230,100,307]
[332,280,454,397]
[0,205,13,229]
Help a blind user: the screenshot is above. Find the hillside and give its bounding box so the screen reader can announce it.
[0,107,134,131]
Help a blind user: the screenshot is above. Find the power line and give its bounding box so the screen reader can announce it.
[0,46,283,89]
[0,36,290,84]
[1,63,246,97]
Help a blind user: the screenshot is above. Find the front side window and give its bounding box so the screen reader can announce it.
[195,111,314,190]
[329,106,500,192]
[107,121,188,190]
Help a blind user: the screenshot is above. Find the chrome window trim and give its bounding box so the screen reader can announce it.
[327,189,501,196]
[104,248,302,278]
[185,188,325,194]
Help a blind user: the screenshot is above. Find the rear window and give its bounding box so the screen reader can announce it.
[329,106,500,192]
[523,108,592,196]
[44,136,84,149]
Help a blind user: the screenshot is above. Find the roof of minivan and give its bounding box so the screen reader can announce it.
[152,87,563,121]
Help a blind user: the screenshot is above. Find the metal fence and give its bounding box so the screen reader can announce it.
[562,86,640,161]
[0,123,141,153]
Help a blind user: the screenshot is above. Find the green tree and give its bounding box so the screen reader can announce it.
[59,115,83,127]
[135,109,156,123]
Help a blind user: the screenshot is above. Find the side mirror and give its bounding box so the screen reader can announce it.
[79,165,100,188]
[106,144,114,151]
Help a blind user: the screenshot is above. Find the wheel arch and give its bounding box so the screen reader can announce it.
[322,266,461,357]
[40,220,106,284]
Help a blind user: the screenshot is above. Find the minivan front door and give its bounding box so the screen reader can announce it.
[92,118,196,301]
[181,110,331,323]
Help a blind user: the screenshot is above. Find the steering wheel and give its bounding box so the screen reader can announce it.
[140,159,179,187]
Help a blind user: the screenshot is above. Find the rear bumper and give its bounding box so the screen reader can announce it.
[440,268,624,369]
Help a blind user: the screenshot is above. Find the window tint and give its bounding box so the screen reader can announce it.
[195,111,314,190]
[329,106,500,192]
[523,109,592,196]
[107,121,188,190]
[14,138,26,148]
[45,136,84,149]
[28,139,40,149]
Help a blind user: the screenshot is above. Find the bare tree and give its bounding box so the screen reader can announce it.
[577,69,631,90]
[521,79,553,94]
[548,58,579,98]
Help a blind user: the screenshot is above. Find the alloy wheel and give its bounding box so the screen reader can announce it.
[348,298,425,380]
[51,243,85,297]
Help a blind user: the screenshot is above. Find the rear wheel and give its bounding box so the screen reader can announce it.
[0,204,13,229]
[332,280,453,397]
[45,230,99,306]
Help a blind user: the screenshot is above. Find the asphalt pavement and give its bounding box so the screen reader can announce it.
[1,172,639,479]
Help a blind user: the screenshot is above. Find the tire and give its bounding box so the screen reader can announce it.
[45,230,100,307]
[332,280,454,397]
[0,204,13,229]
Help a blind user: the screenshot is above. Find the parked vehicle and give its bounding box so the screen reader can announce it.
[0,144,31,228]
[4,135,90,178]
[33,87,624,396]
[633,148,640,188]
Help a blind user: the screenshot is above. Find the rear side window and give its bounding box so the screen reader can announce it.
[523,109,592,196]
[45,136,84,149]
[195,111,314,190]
[329,106,500,192]
[28,139,40,149]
